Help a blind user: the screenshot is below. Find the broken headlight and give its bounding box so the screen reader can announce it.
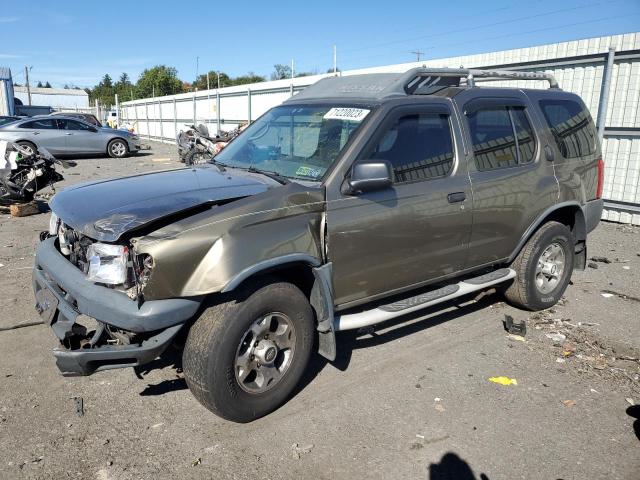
[86,243,128,285]
[48,212,59,235]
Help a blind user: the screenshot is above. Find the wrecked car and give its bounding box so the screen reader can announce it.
[1,140,68,204]
[33,68,604,422]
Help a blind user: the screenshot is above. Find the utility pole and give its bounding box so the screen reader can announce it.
[291,59,295,79]
[333,45,337,75]
[24,66,32,105]
[411,50,425,62]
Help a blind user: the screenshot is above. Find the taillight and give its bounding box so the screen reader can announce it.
[596,157,604,199]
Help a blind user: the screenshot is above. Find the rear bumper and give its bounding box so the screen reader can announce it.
[584,198,604,233]
[33,237,202,375]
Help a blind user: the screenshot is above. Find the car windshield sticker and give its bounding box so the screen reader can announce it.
[295,165,322,178]
[323,107,370,122]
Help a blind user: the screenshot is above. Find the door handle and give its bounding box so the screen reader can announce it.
[32,131,40,135]
[65,133,73,135]
[447,192,466,203]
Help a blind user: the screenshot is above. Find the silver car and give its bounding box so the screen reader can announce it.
[0,116,141,158]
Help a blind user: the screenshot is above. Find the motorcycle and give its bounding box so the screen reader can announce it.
[0,141,72,204]
[176,124,244,166]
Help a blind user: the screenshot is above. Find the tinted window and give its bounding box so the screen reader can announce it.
[539,99,596,158]
[60,119,91,130]
[467,107,518,171]
[367,113,454,182]
[511,108,535,163]
[19,119,58,130]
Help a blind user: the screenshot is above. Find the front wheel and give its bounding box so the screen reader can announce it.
[183,280,315,422]
[504,221,574,311]
[107,139,128,158]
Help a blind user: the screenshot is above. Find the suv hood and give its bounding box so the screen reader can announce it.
[50,166,270,242]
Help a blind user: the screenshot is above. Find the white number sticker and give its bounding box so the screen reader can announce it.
[323,107,370,122]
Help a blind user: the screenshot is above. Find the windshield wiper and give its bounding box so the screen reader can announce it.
[247,166,290,185]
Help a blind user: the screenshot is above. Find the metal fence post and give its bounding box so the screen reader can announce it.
[173,98,177,139]
[289,83,294,97]
[247,87,252,124]
[193,92,197,126]
[158,98,164,141]
[115,93,120,127]
[145,100,150,140]
[216,90,221,134]
[597,47,616,141]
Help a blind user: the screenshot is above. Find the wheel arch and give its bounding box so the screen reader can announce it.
[508,202,587,268]
[106,137,129,153]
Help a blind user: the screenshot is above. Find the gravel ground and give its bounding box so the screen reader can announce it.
[0,141,638,480]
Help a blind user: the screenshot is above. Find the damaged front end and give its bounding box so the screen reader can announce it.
[33,232,201,376]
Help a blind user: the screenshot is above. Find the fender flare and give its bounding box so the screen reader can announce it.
[507,201,586,264]
[221,253,322,293]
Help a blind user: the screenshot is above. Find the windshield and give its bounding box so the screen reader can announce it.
[213,104,372,181]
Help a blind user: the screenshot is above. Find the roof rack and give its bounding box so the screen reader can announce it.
[397,67,560,94]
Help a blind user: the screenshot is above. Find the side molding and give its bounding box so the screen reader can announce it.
[221,253,322,293]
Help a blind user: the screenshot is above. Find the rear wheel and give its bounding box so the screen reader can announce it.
[16,141,37,156]
[183,280,314,422]
[107,139,128,158]
[504,221,574,311]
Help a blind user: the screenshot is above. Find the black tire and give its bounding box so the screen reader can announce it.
[107,139,128,158]
[183,280,315,422]
[16,141,37,156]
[184,148,211,166]
[504,221,574,311]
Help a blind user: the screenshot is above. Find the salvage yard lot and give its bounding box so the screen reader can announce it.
[0,141,638,480]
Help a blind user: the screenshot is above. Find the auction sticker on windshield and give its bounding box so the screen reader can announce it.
[295,165,323,178]
[323,107,370,122]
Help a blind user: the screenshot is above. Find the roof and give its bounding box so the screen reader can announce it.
[287,68,559,103]
[13,86,88,96]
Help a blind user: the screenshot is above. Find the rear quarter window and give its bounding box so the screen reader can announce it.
[539,99,597,159]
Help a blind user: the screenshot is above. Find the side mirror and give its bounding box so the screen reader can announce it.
[344,160,393,195]
[89,126,98,133]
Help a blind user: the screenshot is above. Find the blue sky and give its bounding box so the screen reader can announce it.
[1,0,639,88]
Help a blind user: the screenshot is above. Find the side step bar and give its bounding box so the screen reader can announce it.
[334,268,516,331]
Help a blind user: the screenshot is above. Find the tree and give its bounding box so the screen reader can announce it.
[192,71,231,90]
[89,74,117,108]
[44,81,52,88]
[115,72,134,101]
[232,72,266,85]
[135,65,183,98]
[36,81,43,88]
[271,64,292,80]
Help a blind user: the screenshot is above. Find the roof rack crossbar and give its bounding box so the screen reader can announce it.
[396,67,559,93]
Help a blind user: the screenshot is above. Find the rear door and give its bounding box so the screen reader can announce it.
[326,102,473,307]
[58,119,104,154]
[17,118,66,154]
[455,92,558,267]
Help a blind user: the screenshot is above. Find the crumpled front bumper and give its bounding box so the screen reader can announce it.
[33,237,202,376]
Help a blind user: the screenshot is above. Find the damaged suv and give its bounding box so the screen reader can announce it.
[33,68,604,422]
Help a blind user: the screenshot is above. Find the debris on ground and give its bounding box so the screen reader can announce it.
[504,314,526,336]
[626,398,635,406]
[545,332,567,345]
[192,458,202,466]
[73,397,84,417]
[600,293,614,298]
[590,256,611,264]
[562,399,577,407]
[291,443,314,459]
[588,262,598,269]
[488,376,518,386]
[434,403,446,412]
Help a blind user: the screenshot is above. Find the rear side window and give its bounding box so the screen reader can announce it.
[367,112,455,182]
[539,99,596,158]
[19,119,58,130]
[466,106,536,171]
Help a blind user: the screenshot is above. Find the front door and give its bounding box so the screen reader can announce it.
[58,119,104,154]
[326,103,472,307]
